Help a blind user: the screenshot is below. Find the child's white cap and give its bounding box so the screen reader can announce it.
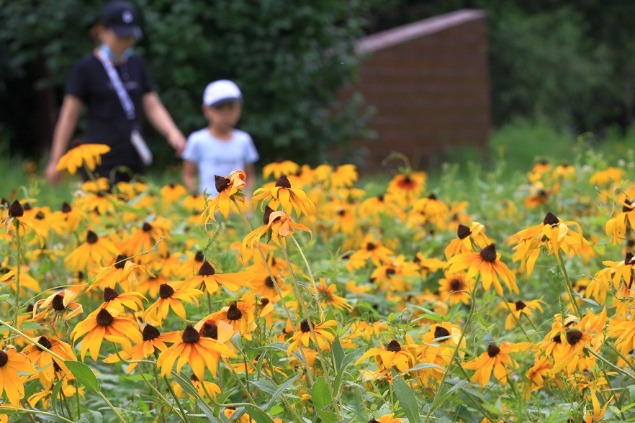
[203,80,242,107]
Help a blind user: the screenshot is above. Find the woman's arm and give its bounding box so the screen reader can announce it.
[142,92,186,155]
[45,95,83,184]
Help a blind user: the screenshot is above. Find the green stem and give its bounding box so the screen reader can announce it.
[11,408,74,423]
[454,362,498,421]
[14,219,21,329]
[95,391,129,423]
[605,342,635,375]
[586,348,635,381]
[290,235,324,318]
[425,284,477,421]
[163,376,191,423]
[498,294,532,341]
[554,252,582,318]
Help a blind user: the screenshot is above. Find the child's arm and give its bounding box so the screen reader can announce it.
[182,160,198,194]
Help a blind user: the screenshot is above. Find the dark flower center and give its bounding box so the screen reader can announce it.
[198,261,216,276]
[479,244,497,263]
[553,334,562,344]
[114,255,127,269]
[377,194,384,202]
[103,287,119,302]
[52,294,66,311]
[227,303,243,321]
[386,340,401,352]
[487,344,500,357]
[23,203,32,211]
[434,326,450,340]
[403,175,412,184]
[265,277,275,288]
[182,325,200,344]
[200,321,218,339]
[142,222,153,232]
[0,351,7,367]
[195,251,205,262]
[260,298,270,306]
[457,224,471,239]
[35,211,45,220]
[300,319,312,333]
[366,242,376,251]
[624,199,634,212]
[215,175,231,192]
[385,268,396,277]
[626,252,634,264]
[8,200,24,217]
[142,324,161,341]
[159,284,175,299]
[38,336,53,350]
[566,329,583,346]
[96,309,114,326]
[515,300,527,311]
[543,212,559,226]
[263,206,275,225]
[428,193,437,200]
[61,202,72,213]
[449,279,462,291]
[275,175,292,188]
[369,420,379,423]
[86,230,99,244]
[337,209,346,217]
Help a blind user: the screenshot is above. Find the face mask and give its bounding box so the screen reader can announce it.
[100,44,133,63]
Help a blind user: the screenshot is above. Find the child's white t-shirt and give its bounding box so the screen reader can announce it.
[182,128,259,195]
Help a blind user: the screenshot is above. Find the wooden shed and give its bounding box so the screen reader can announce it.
[351,9,491,171]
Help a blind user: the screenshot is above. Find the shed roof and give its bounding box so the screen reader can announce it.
[356,9,486,55]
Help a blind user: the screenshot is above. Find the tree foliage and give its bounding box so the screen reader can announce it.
[0,0,375,164]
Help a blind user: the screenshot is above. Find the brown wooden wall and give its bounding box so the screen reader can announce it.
[350,10,490,171]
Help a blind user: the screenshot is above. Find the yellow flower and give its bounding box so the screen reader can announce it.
[605,197,635,244]
[179,261,244,295]
[444,222,491,259]
[346,236,394,270]
[2,200,49,245]
[243,207,311,250]
[263,160,300,180]
[104,324,180,373]
[462,342,531,386]
[157,324,236,380]
[589,166,623,186]
[71,308,142,361]
[32,289,83,324]
[65,230,119,272]
[287,319,337,354]
[355,339,417,373]
[252,175,316,217]
[202,295,257,340]
[55,143,111,174]
[202,170,248,220]
[438,272,474,306]
[21,336,76,388]
[0,346,36,408]
[309,278,353,311]
[92,254,152,292]
[446,244,518,296]
[500,298,545,329]
[144,283,202,324]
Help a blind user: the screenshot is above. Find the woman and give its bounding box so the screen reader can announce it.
[45,0,185,185]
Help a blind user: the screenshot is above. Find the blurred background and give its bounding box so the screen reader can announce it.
[1,0,634,174]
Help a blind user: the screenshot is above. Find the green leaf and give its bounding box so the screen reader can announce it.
[332,338,345,370]
[65,361,100,393]
[243,405,275,423]
[264,373,299,410]
[393,377,421,423]
[50,374,66,415]
[312,376,338,422]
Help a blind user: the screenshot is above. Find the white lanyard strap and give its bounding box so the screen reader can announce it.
[97,49,136,121]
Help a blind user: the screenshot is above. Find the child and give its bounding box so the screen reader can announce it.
[182,80,259,196]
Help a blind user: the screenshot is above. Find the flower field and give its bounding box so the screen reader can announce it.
[1,146,635,422]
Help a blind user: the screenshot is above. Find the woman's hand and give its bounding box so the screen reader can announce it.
[45,161,63,185]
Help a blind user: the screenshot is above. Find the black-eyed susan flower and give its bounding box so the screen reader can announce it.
[160,183,188,207]
[387,171,426,206]
[71,307,142,361]
[511,212,594,275]
[462,342,531,386]
[248,268,285,300]
[263,160,300,180]
[0,346,36,408]
[204,295,258,340]
[438,272,474,306]
[92,254,152,292]
[99,287,145,313]
[171,374,222,400]
[202,170,248,221]
[65,230,118,272]
[444,222,491,259]
[368,414,404,423]
[346,236,394,271]
[32,289,83,324]
[355,339,417,373]
[605,197,635,244]
[123,219,171,263]
[55,143,111,174]
[52,202,84,234]
[589,166,623,187]
[0,265,41,292]
[252,175,316,217]
[309,278,353,311]
[413,252,445,277]
[525,356,552,393]
[144,283,202,324]
[104,324,180,373]
[157,324,236,380]
[330,164,358,188]
[21,335,76,388]
[287,319,337,354]
[500,298,544,330]
[446,244,518,296]
[583,388,612,423]
[1,200,49,244]
[179,261,244,295]
[243,207,311,250]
